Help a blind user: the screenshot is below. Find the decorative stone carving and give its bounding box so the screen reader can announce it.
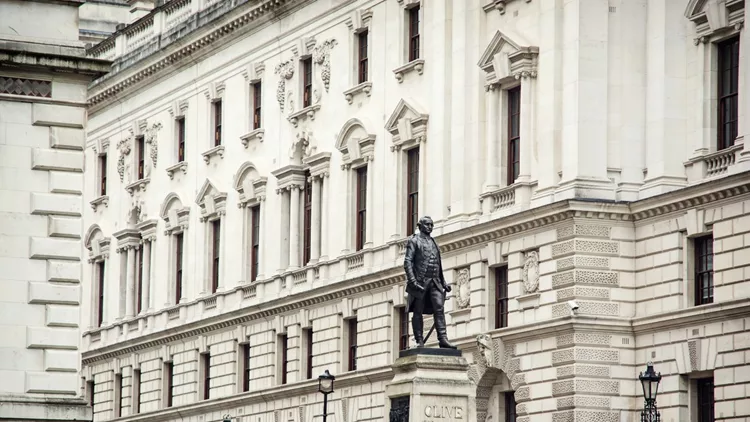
[313,39,337,92]
[455,268,471,309]
[522,250,539,293]
[144,122,162,168]
[117,137,132,182]
[274,58,295,110]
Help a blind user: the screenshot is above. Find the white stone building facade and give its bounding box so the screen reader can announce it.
[80,0,750,421]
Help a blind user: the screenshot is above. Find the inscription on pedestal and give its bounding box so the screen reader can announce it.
[421,396,467,422]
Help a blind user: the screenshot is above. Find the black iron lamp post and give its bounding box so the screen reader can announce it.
[639,362,662,422]
[318,370,335,422]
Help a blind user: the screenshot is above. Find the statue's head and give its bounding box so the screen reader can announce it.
[417,216,433,235]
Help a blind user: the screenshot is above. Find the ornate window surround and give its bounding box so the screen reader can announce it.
[196,179,228,294]
[122,120,151,196]
[201,82,226,164]
[234,162,269,282]
[167,99,189,179]
[160,193,190,304]
[241,62,266,146]
[684,0,746,181]
[288,37,321,127]
[85,225,111,328]
[344,8,374,103]
[482,0,532,15]
[91,138,111,212]
[113,227,142,320]
[385,98,429,238]
[394,0,425,82]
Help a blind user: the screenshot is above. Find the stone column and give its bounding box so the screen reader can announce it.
[102,256,109,324]
[141,240,151,314]
[125,246,136,318]
[484,84,499,191]
[219,212,227,289]
[310,177,321,262]
[289,185,301,269]
[517,74,534,181]
[693,40,708,156]
[257,197,266,279]
[365,158,374,247]
[417,137,427,227]
[738,3,750,165]
[180,229,188,301]
[320,176,329,261]
[148,239,156,310]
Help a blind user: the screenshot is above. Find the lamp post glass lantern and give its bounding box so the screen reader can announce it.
[318,370,335,422]
[639,362,662,422]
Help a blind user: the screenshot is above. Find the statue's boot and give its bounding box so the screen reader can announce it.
[435,310,457,349]
[412,314,425,348]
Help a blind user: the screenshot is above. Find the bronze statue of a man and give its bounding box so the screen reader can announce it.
[404,216,456,349]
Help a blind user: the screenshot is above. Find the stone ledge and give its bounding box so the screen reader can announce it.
[240,128,265,147]
[202,145,225,164]
[0,396,91,421]
[393,59,424,83]
[166,161,188,179]
[125,178,150,196]
[344,81,372,104]
[90,195,109,211]
[288,104,320,127]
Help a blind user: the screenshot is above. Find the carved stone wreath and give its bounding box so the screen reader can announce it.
[144,122,162,168]
[274,58,295,111]
[312,39,337,92]
[522,250,540,293]
[455,267,471,309]
[116,137,132,182]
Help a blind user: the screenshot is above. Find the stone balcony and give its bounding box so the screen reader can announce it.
[684,143,744,184]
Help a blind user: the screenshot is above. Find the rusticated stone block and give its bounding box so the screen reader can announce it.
[49,171,83,194]
[30,193,81,216]
[26,327,79,350]
[32,103,85,128]
[30,237,81,261]
[32,148,83,172]
[46,304,79,327]
[28,281,79,305]
[49,126,84,150]
[44,349,79,372]
[47,260,80,283]
[25,371,78,394]
[47,216,81,238]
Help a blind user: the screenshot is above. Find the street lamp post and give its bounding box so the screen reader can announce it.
[639,362,662,422]
[318,370,335,422]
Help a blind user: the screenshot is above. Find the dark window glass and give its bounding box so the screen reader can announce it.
[356,166,367,251]
[407,148,420,235]
[303,171,312,264]
[348,318,358,371]
[136,246,143,314]
[177,118,186,162]
[695,236,714,306]
[408,6,420,61]
[175,233,183,304]
[399,306,409,351]
[115,373,123,417]
[505,392,517,422]
[99,155,107,196]
[358,30,369,83]
[253,82,262,130]
[137,136,145,180]
[697,378,715,422]
[133,369,141,414]
[280,334,288,385]
[202,353,210,400]
[87,380,95,408]
[251,206,260,282]
[97,261,105,326]
[214,100,222,146]
[718,37,739,150]
[306,328,314,380]
[212,220,220,293]
[242,343,251,392]
[165,361,174,408]
[507,87,521,184]
[495,266,509,329]
[303,58,313,108]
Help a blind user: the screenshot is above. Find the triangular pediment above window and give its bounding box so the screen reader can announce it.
[195,179,227,222]
[478,30,539,84]
[385,99,429,149]
[684,0,745,38]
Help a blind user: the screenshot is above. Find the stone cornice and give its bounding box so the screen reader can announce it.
[0,42,111,77]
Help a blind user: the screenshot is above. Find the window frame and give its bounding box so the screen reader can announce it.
[174,233,184,304]
[136,246,144,314]
[213,100,223,147]
[114,372,123,418]
[356,166,367,251]
[250,205,260,282]
[348,318,358,372]
[697,377,715,422]
[398,306,409,351]
[305,328,314,380]
[358,30,369,83]
[507,86,521,185]
[99,154,107,196]
[694,235,714,306]
[242,343,251,392]
[176,117,186,162]
[165,361,174,408]
[252,82,262,130]
[406,147,420,235]
[408,6,421,62]
[717,36,739,151]
[505,391,517,422]
[280,333,288,385]
[303,171,312,265]
[202,352,211,400]
[97,261,105,327]
[132,368,141,415]
[495,266,509,329]
[211,219,221,293]
[136,135,145,180]
[302,58,313,108]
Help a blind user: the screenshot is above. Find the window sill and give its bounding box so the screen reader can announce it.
[393,59,424,83]
[90,195,109,211]
[288,104,320,127]
[516,292,540,310]
[202,145,225,164]
[125,178,149,196]
[344,82,372,104]
[166,161,188,180]
[240,128,265,147]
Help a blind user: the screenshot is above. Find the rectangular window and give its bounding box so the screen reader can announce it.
[348,318,358,371]
[202,353,210,400]
[99,155,107,196]
[86,380,95,408]
[495,266,509,329]
[176,118,186,162]
[175,233,183,304]
[133,369,141,414]
[358,30,369,83]
[407,148,420,235]
[305,328,313,380]
[213,100,223,146]
[694,235,714,306]
[303,171,312,264]
[136,246,143,314]
[115,373,123,418]
[697,378,715,422]
[165,361,174,408]
[280,334,288,385]
[250,206,260,282]
[505,392,517,422]
[303,58,313,108]
[136,135,145,180]
[211,220,220,293]
[507,86,521,184]
[718,37,739,150]
[356,166,367,251]
[408,6,420,61]
[398,306,409,351]
[242,343,251,392]
[97,261,105,327]
[253,82,262,130]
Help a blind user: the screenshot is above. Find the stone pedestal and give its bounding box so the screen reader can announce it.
[384,348,475,422]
